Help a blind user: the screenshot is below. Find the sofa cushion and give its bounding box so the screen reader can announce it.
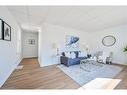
[63,51,79,57]
[78,57,86,60]
[68,58,80,65]
[74,51,79,58]
[62,52,65,56]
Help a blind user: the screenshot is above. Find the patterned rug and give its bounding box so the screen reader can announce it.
[57,62,123,86]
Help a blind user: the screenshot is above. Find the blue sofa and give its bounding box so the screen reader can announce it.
[60,51,87,67]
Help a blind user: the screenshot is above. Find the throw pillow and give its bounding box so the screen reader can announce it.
[70,52,76,59]
[78,51,87,57]
[65,52,71,58]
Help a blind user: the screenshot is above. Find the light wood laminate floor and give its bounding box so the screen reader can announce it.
[1,58,80,89]
[1,58,127,89]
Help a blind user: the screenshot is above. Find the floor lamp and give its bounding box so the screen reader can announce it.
[52,43,60,56]
[52,43,60,64]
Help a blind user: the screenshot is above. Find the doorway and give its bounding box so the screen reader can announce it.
[22,31,38,58]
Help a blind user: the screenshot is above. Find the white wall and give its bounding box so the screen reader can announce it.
[87,24,127,65]
[39,23,127,66]
[0,7,22,87]
[22,31,38,58]
[38,23,88,67]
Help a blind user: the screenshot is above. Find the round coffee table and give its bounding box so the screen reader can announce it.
[80,57,103,72]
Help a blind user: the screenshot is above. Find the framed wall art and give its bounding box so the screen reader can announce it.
[0,19,3,40]
[28,39,35,45]
[66,35,79,48]
[3,22,11,41]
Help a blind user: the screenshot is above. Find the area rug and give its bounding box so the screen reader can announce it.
[57,63,123,86]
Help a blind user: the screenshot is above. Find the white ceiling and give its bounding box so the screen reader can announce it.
[7,6,127,32]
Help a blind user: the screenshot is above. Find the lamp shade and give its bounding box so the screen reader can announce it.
[52,43,60,55]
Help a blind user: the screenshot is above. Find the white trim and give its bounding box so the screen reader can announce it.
[112,62,127,66]
[0,57,23,88]
[38,57,42,67]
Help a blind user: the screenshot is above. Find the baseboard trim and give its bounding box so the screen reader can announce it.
[38,58,42,67]
[0,57,23,88]
[112,62,127,66]
[40,63,60,67]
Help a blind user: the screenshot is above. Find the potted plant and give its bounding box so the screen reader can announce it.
[123,46,127,52]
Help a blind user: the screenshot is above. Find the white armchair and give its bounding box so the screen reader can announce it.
[96,51,113,64]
